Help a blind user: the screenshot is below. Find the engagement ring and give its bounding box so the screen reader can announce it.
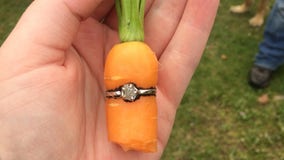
[106,83,156,102]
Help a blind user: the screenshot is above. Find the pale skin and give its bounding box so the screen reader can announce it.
[0,0,219,159]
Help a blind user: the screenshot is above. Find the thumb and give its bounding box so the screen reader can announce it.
[0,0,103,78]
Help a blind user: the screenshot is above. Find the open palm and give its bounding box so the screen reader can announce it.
[0,0,218,159]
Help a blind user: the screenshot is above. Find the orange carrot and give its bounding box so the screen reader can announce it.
[104,42,158,152]
[104,0,158,152]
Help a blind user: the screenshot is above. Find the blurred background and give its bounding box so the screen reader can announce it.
[1,0,284,159]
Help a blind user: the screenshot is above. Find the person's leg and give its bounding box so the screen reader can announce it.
[249,0,269,27]
[255,0,284,70]
[230,0,253,14]
[249,0,284,88]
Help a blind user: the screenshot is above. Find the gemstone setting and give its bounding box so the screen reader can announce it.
[121,83,138,101]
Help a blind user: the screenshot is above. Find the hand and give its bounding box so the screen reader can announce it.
[0,0,219,159]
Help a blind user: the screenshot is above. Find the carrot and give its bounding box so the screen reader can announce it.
[104,0,158,152]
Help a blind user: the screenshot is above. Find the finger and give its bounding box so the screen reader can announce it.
[92,0,114,21]
[156,0,219,152]
[144,0,188,57]
[72,18,118,90]
[158,0,219,106]
[158,0,219,131]
[0,0,104,78]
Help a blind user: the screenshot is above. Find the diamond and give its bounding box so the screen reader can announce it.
[121,83,138,101]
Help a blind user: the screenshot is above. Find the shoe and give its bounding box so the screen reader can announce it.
[248,65,273,89]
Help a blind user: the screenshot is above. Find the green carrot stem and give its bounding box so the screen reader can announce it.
[115,0,145,42]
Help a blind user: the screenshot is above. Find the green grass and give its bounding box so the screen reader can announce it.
[1,0,284,159]
[162,0,284,159]
[0,0,32,43]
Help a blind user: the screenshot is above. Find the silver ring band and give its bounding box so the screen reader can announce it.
[106,83,156,102]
